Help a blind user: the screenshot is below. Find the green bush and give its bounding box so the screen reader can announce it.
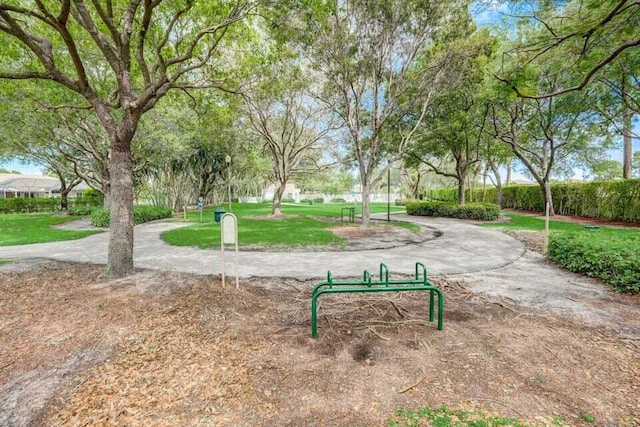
[81,188,103,205]
[67,204,97,216]
[313,197,325,204]
[406,201,500,220]
[282,197,296,203]
[90,205,173,227]
[0,197,61,213]
[395,198,416,206]
[431,189,458,202]
[134,205,173,224]
[91,208,110,227]
[548,232,640,293]
[330,197,346,203]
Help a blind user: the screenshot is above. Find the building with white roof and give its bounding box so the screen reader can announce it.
[0,173,90,198]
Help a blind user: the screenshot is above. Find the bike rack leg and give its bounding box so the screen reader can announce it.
[311,293,319,338]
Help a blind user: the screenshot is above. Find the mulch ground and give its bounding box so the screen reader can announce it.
[1,260,640,426]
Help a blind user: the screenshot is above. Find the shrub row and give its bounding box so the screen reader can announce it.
[548,233,640,293]
[431,179,640,223]
[406,201,501,221]
[0,196,101,214]
[0,197,59,213]
[395,198,415,206]
[300,197,326,205]
[67,204,98,216]
[91,205,173,227]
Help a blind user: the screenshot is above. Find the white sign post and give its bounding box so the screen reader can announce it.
[197,197,204,222]
[220,213,239,288]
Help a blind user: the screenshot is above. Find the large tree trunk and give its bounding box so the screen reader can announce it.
[410,172,421,200]
[542,180,555,216]
[360,180,371,226]
[61,191,69,211]
[488,160,503,206]
[457,177,466,205]
[60,183,78,212]
[102,183,112,210]
[622,71,633,179]
[59,179,73,212]
[107,140,135,277]
[506,160,512,185]
[272,181,286,215]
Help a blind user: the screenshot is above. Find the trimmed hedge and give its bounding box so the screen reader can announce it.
[0,197,59,213]
[0,196,101,214]
[395,198,416,206]
[330,198,346,203]
[548,233,640,293]
[91,205,173,227]
[432,179,640,223]
[406,201,501,220]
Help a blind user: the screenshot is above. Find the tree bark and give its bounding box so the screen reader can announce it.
[411,172,421,200]
[60,182,78,211]
[106,140,135,277]
[623,105,633,179]
[360,179,371,226]
[59,177,77,212]
[272,181,285,215]
[457,176,466,205]
[542,180,555,216]
[622,70,634,179]
[102,183,111,210]
[488,160,503,206]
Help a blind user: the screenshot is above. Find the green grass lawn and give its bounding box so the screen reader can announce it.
[481,212,640,238]
[163,216,346,249]
[164,202,413,249]
[0,213,103,246]
[388,405,530,427]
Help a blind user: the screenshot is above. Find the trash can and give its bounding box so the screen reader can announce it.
[214,207,225,223]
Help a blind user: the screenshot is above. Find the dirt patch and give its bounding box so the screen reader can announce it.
[1,261,639,426]
[330,223,440,250]
[508,230,547,253]
[332,225,388,238]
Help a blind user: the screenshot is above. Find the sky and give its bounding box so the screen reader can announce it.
[1,159,44,175]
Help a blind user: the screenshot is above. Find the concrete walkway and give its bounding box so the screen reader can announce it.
[0,214,524,279]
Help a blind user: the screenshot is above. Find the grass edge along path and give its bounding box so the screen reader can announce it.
[386,405,594,427]
[482,212,640,294]
[0,213,103,246]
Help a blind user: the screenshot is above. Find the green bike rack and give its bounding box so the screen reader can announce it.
[310,262,444,338]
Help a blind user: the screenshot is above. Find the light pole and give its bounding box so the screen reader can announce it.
[387,156,391,222]
[225,155,232,212]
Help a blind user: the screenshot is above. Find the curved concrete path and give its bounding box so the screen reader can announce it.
[0,215,524,279]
